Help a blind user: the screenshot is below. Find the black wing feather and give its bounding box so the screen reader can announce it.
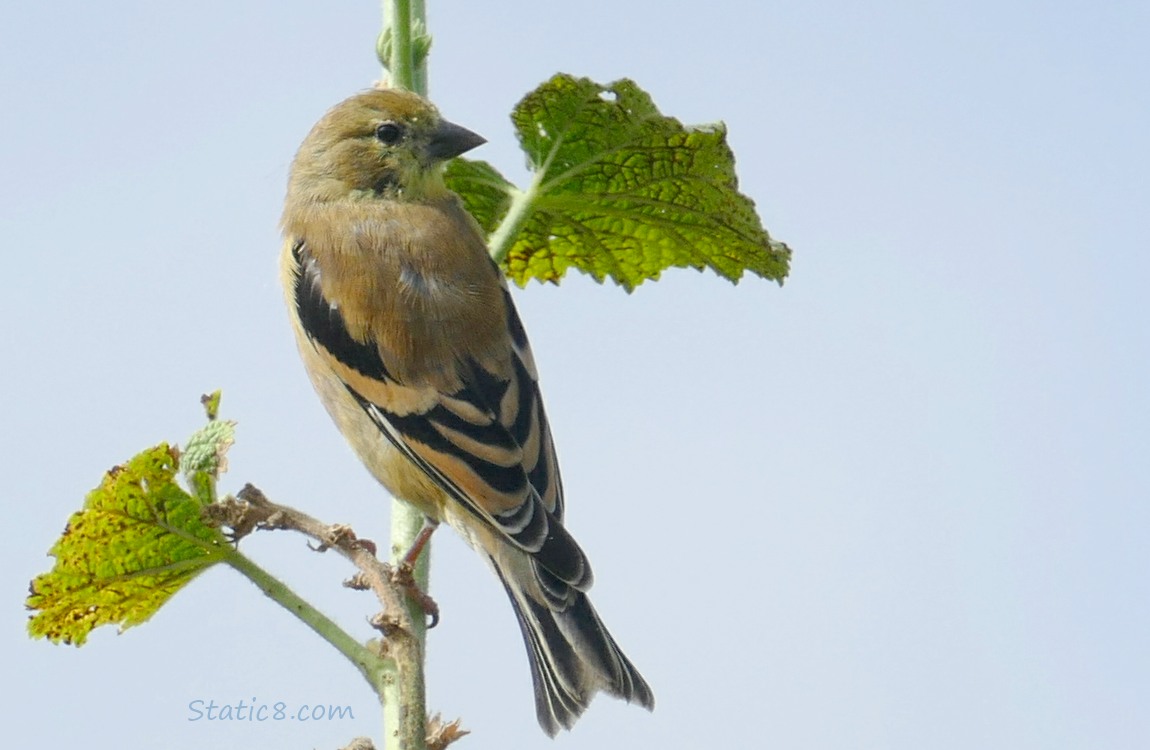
[290,241,588,590]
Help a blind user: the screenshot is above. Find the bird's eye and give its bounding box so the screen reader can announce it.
[375,122,404,145]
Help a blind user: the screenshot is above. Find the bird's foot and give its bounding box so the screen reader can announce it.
[391,564,441,628]
[391,516,441,626]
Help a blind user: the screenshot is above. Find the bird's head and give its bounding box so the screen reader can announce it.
[288,88,486,203]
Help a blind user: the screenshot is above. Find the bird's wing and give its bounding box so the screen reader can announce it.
[290,239,591,594]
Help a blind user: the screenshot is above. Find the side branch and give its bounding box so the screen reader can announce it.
[206,484,457,750]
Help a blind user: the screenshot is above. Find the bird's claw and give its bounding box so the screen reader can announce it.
[391,563,441,628]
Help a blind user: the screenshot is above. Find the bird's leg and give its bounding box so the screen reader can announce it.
[401,516,440,568]
[392,516,441,627]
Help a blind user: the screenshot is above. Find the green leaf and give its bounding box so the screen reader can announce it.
[444,158,516,237]
[445,73,791,290]
[27,443,230,645]
[182,416,236,505]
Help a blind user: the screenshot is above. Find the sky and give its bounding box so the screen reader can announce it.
[3,1,1148,748]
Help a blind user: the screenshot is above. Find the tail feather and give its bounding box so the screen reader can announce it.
[492,555,655,736]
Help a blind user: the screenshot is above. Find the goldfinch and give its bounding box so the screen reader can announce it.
[279,87,654,735]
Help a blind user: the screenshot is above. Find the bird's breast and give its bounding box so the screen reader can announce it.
[286,195,509,389]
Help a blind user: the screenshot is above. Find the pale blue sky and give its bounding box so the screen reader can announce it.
[3,2,1147,748]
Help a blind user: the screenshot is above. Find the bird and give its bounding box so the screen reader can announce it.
[279,87,654,735]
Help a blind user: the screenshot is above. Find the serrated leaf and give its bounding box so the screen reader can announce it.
[446,74,791,290]
[27,444,229,645]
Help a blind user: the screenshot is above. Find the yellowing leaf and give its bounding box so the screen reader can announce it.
[27,444,229,645]
[446,74,791,290]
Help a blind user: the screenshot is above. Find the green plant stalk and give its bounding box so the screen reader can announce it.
[410,0,427,95]
[223,550,393,693]
[488,183,535,265]
[488,130,557,264]
[386,512,430,750]
[384,2,431,748]
[386,0,415,92]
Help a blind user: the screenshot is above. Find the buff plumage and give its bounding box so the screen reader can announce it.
[279,88,653,735]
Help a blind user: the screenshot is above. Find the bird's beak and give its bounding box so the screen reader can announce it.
[426,120,487,161]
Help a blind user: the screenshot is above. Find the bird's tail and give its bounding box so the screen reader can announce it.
[490,553,655,736]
